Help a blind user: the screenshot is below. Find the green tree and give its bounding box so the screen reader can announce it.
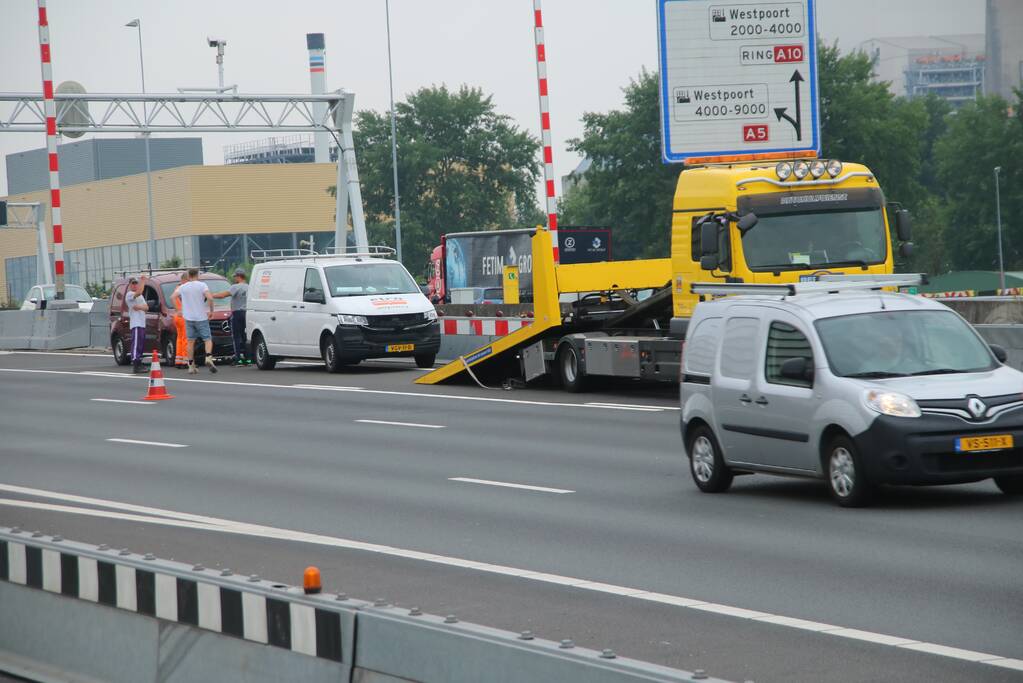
[817,43,929,208]
[331,85,540,275]
[563,69,678,260]
[933,92,1023,270]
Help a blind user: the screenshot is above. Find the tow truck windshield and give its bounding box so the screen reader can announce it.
[741,207,887,271]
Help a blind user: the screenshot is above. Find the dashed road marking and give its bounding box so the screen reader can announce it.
[356,419,445,429]
[106,438,188,448]
[449,477,574,494]
[91,398,152,406]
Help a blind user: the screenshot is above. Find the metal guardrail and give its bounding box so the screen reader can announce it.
[0,527,733,683]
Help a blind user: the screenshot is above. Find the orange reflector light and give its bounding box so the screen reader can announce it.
[303,566,322,594]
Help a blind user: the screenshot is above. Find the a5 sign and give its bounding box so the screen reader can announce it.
[657,0,821,163]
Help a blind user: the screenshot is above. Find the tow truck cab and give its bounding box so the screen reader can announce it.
[670,159,912,318]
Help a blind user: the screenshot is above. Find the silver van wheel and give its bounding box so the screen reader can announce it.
[830,448,855,498]
[692,436,715,483]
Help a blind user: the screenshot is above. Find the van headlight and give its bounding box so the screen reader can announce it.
[336,314,368,326]
[424,309,438,321]
[865,390,921,418]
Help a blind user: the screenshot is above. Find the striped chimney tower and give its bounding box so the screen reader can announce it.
[36,0,64,296]
[306,33,329,164]
[533,0,559,262]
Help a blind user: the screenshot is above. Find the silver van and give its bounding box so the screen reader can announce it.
[680,280,1023,506]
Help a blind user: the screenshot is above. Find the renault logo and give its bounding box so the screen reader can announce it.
[967,397,987,419]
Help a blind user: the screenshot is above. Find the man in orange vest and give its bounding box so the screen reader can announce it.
[171,272,189,368]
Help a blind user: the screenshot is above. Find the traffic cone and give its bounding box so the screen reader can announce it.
[142,350,174,401]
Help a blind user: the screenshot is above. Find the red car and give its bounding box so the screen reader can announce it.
[109,270,235,366]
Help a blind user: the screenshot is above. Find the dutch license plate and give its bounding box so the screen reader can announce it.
[955,434,1014,453]
[386,343,414,353]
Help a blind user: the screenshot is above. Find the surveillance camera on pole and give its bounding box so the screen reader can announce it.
[207,37,227,91]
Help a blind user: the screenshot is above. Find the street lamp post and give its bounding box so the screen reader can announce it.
[385,0,403,263]
[995,166,1005,291]
[126,19,158,271]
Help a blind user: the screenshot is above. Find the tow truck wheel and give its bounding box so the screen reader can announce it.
[994,476,1023,495]
[557,344,588,393]
[253,333,276,370]
[414,353,436,369]
[687,425,733,493]
[322,335,344,373]
[112,334,130,366]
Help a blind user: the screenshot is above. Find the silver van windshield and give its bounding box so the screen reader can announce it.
[814,310,996,378]
[324,263,419,297]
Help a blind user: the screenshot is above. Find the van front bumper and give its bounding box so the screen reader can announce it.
[852,411,1023,485]
[333,321,441,361]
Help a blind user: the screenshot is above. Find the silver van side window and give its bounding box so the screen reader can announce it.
[720,317,759,379]
[765,321,813,388]
[684,317,722,375]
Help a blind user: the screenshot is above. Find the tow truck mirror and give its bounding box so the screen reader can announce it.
[895,210,912,241]
[898,242,914,259]
[699,220,719,257]
[737,212,758,233]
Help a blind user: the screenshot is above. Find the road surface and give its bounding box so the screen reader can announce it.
[0,350,1020,682]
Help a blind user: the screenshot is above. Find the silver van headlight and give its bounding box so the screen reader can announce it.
[424,309,438,321]
[864,390,921,418]
[337,314,368,326]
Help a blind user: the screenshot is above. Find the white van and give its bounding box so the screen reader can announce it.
[247,249,440,372]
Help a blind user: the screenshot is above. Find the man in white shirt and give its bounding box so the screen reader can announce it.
[124,275,149,373]
[172,268,218,374]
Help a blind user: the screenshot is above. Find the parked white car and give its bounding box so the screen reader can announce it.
[21,284,95,312]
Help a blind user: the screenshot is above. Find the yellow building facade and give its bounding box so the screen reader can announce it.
[1,163,340,303]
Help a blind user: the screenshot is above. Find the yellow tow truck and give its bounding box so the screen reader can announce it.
[418,157,913,391]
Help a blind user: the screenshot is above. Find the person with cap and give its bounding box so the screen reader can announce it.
[212,268,251,365]
[124,274,149,373]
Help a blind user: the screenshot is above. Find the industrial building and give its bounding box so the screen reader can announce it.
[1,139,340,304]
[858,34,986,106]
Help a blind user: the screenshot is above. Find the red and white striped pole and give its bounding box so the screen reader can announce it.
[533,0,559,263]
[36,0,65,298]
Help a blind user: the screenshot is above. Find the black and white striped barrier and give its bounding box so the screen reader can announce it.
[0,527,733,683]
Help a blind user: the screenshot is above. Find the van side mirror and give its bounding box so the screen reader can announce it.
[990,344,1008,363]
[895,209,912,241]
[780,356,813,381]
[304,288,326,304]
[898,242,914,259]
[737,212,758,233]
[700,220,719,257]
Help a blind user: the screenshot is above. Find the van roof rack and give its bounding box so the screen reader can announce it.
[115,266,206,278]
[690,274,925,297]
[250,246,396,262]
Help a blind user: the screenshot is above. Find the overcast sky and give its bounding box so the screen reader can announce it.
[0,0,984,201]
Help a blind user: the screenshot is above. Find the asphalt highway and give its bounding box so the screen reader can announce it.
[1,350,1021,683]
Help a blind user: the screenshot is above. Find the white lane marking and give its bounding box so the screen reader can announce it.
[356,419,445,429]
[449,477,574,494]
[587,401,680,411]
[91,398,152,406]
[6,351,105,357]
[106,438,188,448]
[584,404,665,413]
[0,489,1019,671]
[1,368,678,413]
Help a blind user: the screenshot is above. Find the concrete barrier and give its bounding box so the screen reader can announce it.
[0,527,733,683]
[89,298,111,350]
[0,309,92,350]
